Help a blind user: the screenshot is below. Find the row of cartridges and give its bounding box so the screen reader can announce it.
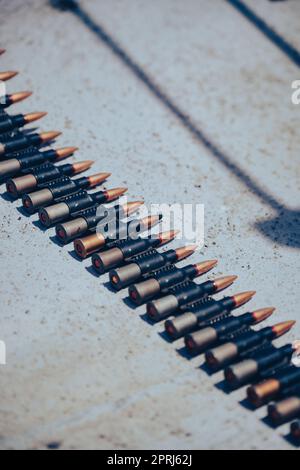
[0,48,299,446]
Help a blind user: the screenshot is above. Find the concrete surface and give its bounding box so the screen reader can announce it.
[0,0,299,450]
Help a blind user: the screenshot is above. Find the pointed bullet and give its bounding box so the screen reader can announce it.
[110,236,193,291]
[163,291,258,340]
[6,160,94,198]
[194,259,218,275]
[159,230,179,245]
[140,214,163,231]
[148,274,236,324]
[252,307,276,324]
[75,214,163,261]
[186,307,276,357]
[233,291,256,308]
[0,71,18,82]
[55,146,79,160]
[176,245,198,261]
[128,257,219,307]
[0,111,47,134]
[123,201,144,217]
[54,201,143,245]
[104,187,128,202]
[87,172,111,188]
[207,320,296,374]
[0,129,62,158]
[72,160,94,174]
[24,112,48,124]
[8,91,32,104]
[39,131,62,143]
[272,321,296,338]
[92,229,177,274]
[213,275,238,292]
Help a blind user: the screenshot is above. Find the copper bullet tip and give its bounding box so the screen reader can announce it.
[140,214,162,230]
[272,321,296,338]
[105,187,128,202]
[123,201,144,216]
[194,259,218,276]
[9,91,32,104]
[176,245,198,261]
[73,160,94,175]
[233,291,256,308]
[159,230,180,245]
[213,275,237,292]
[252,307,276,324]
[0,71,18,81]
[55,147,79,160]
[87,172,110,187]
[40,131,62,143]
[0,49,6,56]
[24,112,48,124]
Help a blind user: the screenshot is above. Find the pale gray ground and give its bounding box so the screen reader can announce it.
[0,0,299,450]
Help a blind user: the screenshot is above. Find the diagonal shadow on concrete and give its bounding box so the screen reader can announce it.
[49,0,300,249]
[226,0,300,69]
